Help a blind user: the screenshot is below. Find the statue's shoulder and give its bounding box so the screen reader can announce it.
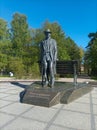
[51,38,56,42]
[51,39,57,45]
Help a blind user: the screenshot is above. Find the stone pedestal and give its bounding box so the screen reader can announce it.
[20,81,93,107]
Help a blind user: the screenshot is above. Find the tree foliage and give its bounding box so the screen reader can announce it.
[84,32,97,75]
[11,13,32,56]
[0,13,82,78]
[65,37,81,60]
[0,18,11,74]
[0,18,9,40]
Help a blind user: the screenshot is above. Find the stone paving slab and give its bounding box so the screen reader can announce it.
[53,109,91,130]
[0,79,97,130]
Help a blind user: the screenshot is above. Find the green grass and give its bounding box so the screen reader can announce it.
[91,76,97,80]
[0,75,9,77]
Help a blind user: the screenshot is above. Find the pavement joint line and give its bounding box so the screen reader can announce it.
[51,105,91,115]
[44,104,64,130]
[0,110,48,124]
[90,92,96,130]
[0,111,17,117]
[21,114,48,124]
[70,101,90,105]
[92,103,97,106]
[0,92,20,95]
[0,89,20,93]
[0,93,18,96]
[5,88,21,90]
[4,88,22,91]
[52,123,77,130]
[0,106,34,130]
[0,89,20,92]
[0,98,19,103]
[1,92,20,95]
[61,108,91,115]
[0,101,17,109]
[91,97,97,99]
[0,95,12,99]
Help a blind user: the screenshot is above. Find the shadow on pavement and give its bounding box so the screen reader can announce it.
[11,81,28,88]
[11,81,29,102]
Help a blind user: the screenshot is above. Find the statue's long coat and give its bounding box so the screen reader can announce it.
[40,38,57,74]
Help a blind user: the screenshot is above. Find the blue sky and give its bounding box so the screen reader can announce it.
[0,0,97,49]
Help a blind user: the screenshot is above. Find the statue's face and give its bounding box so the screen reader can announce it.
[45,32,51,38]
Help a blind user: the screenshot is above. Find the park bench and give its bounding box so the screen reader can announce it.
[56,60,79,85]
[38,60,79,86]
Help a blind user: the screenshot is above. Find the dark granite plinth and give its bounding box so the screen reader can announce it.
[21,81,66,107]
[20,81,93,107]
[22,90,61,107]
[60,85,93,104]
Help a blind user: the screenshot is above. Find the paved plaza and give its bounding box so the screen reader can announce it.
[0,78,97,130]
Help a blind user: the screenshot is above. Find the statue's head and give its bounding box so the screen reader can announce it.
[44,29,51,33]
[44,29,51,38]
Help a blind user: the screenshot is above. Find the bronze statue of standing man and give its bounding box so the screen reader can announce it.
[40,29,57,88]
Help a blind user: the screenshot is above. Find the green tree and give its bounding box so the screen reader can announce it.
[0,16,83,78]
[7,57,25,78]
[85,32,97,75]
[79,47,84,61]
[0,18,9,40]
[11,12,32,57]
[65,37,80,60]
[0,18,11,75]
[10,13,35,76]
